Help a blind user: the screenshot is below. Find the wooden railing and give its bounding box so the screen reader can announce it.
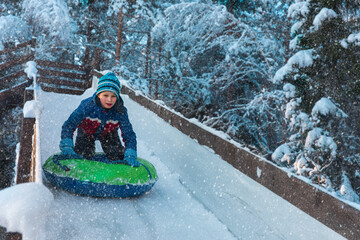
[0,38,36,110]
[0,39,95,239]
[0,38,93,110]
[36,60,91,95]
[0,38,37,240]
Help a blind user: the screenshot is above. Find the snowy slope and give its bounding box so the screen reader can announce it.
[36,87,344,240]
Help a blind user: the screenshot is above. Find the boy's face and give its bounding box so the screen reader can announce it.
[98,91,117,109]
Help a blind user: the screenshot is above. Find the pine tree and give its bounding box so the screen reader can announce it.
[273,0,360,203]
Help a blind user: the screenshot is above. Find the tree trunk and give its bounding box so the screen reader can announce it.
[284,18,291,62]
[227,83,233,110]
[115,7,124,67]
[91,47,102,71]
[145,32,151,79]
[84,5,94,66]
[155,43,162,100]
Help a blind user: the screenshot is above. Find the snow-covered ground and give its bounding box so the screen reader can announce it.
[1,84,345,240]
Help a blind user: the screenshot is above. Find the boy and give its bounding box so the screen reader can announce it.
[59,72,139,167]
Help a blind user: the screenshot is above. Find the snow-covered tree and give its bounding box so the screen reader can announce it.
[216,0,293,55]
[149,1,287,152]
[21,0,75,60]
[205,90,285,153]
[0,1,22,17]
[272,0,360,202]
[0,15,31,50]
[151,2,237,118]
[107,0,160,73]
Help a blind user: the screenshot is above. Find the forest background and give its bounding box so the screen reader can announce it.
[0,0,360,205]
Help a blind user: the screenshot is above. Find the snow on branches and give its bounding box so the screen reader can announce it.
[272,87,350,191]
[0,15,31,50]
[21,0,73,45]
[273,49,314,84]
[312,8,337,31]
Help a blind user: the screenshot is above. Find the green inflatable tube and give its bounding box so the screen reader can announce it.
[43,153,158,198]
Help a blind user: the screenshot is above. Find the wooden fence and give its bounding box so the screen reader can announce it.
[2,88,35,240]
[0,38,93,110]
[0,38,37,239]
[0,38,35,109]
[0,39,94,240]
[36,60,91,95]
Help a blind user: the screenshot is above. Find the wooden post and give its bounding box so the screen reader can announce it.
[16,88,35,184]
[0,39,36,240]
[4,89,35,239]
[83,64,92,89]
[23,88,34,103]
[16,113,35,183]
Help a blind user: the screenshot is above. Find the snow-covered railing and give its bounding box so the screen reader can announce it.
[93,71,360,239]
[0,38,94,102]
[0,38,38,240]
[3,67,90,239]
[0,40,95,239]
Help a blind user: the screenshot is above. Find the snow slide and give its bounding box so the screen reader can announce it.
[35,88,344,240]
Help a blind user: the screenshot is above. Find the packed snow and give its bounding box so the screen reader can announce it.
[0,79,346,239]
[24,61,38,84]
[23,99,43,118]
[0,183,53,240]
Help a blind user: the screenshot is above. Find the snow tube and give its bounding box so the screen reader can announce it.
[42,153,158,198]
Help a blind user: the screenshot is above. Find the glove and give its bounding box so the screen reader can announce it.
[124,148,140,167]
[59,138,82,159]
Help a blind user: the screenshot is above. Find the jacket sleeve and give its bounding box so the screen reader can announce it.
[119,106,137,150]
[61,100,88,140]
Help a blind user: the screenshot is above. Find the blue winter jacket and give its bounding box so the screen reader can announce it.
[61,93,137,150]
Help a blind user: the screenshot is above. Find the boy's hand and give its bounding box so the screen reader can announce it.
[59,138,82,158]
[124,148,140,167]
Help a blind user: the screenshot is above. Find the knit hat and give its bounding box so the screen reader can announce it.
[96,72,121,98]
